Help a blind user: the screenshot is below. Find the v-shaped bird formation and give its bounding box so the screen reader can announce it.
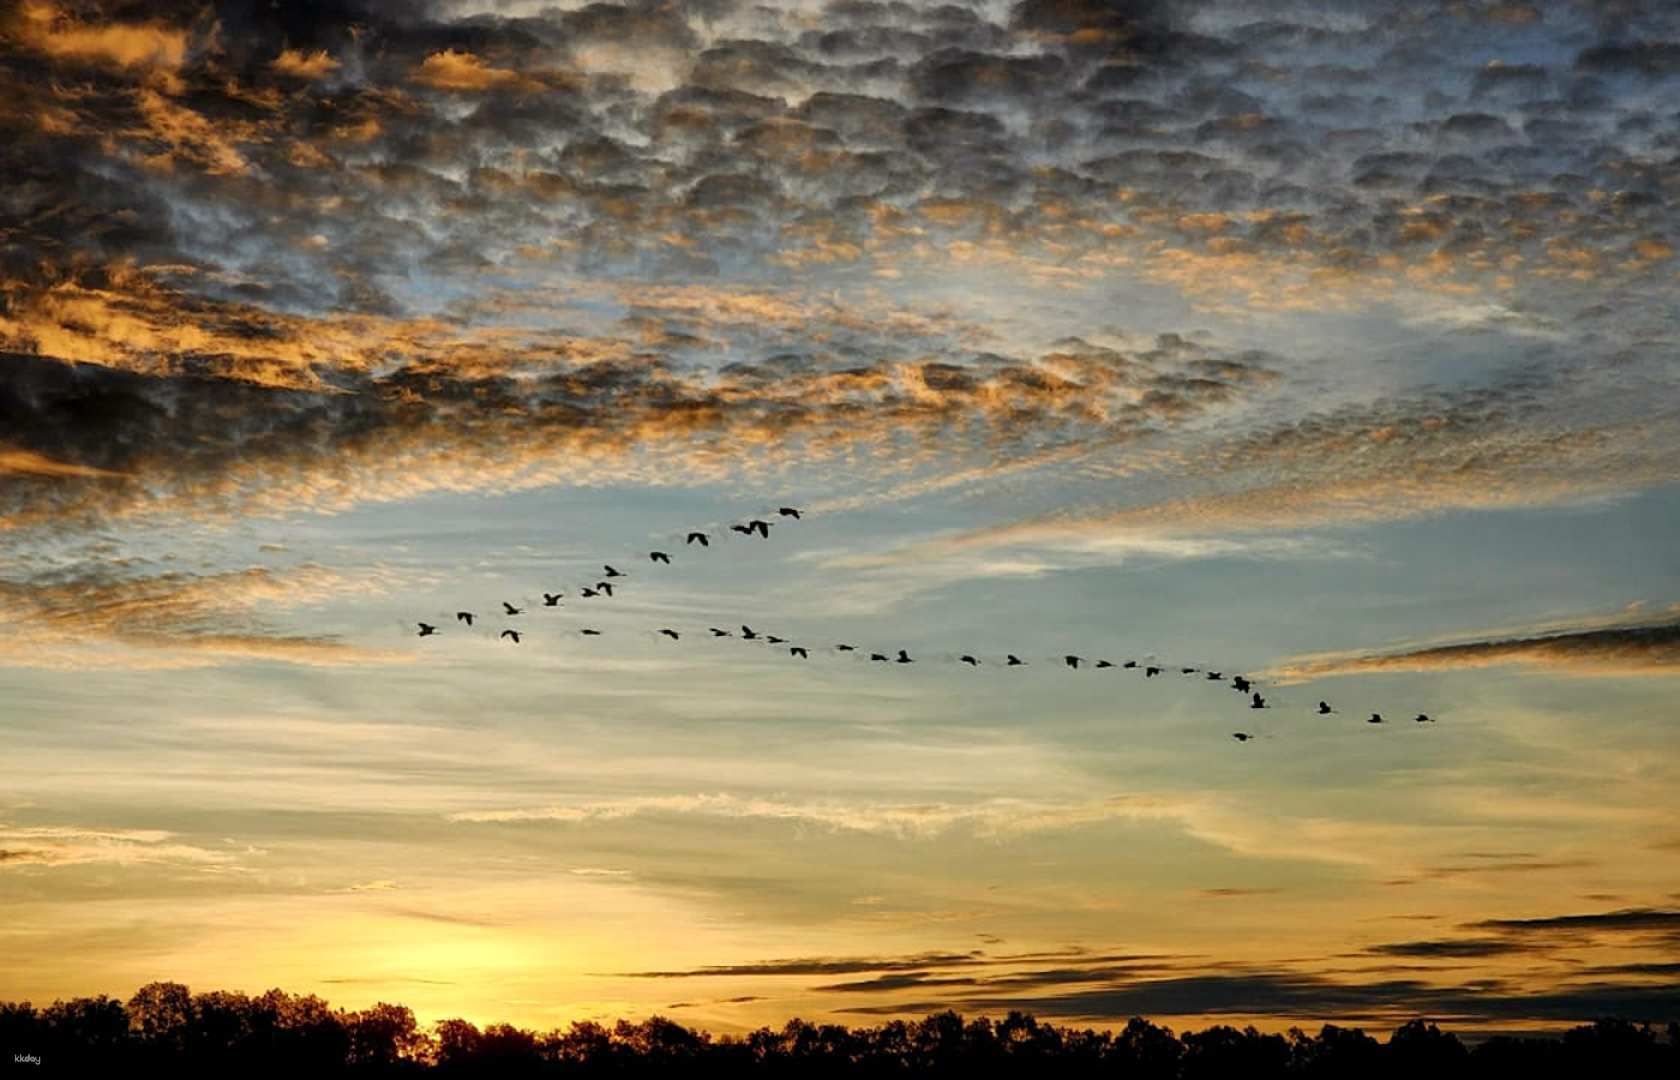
[412,505,1438,740]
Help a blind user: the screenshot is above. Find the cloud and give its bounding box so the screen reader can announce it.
[0,823,236,870]
[10,2,189,76]
[446,792,1197,840]
[1277,617,1680,680]
[1469,909,1680,936]
[0,563,411,670]
[272,48,340,81]
[1363,939,1533,959]
[412,49,525,92]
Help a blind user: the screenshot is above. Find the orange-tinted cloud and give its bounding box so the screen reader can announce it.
[10,2,188,76]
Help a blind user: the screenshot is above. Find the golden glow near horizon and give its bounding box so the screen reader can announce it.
[3,0,1679,1037]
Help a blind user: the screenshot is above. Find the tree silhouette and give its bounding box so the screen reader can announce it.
[0,984,1675,1076]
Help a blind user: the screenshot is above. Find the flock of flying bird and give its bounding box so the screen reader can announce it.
[414,507,1438,741]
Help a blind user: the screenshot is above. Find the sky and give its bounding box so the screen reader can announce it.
[2,0,1679,1039]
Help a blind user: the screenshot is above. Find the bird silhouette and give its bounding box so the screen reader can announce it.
[1145,666,1162,677]
[581,587,600,598]
[896,649,913,664]
[748,520,772,538]
[766,635,786,644]
[417,623,438,637]
[1414,713,1434,723]
[603,565,625,578]
[1318,701,1333,715]
[594,582,615,597]
[580,628,601,636]
[658,628,680,640]
[1065,655,1082,670]
[835,643,856,652]
[777,507,802,519]
[790,647,808,659]
[1206,671,1223,680]
[709,627,732,637]
[650,551,671,564]
[1095,660,1114,669]
[503,602,523,616]
[1006,654,1024,666]
[1122,660,1137,669]
[870,653,889,662]
[1368,713,1384,724]
[961,655,980,666]
[729,524,754,536]
[686,532,709,546]
[1232,676,1252,693]
[500,629,521,643]
[1232,732,1254,742]
[1181,667,1197,675]
[542,592,562,606]
[1251,692,1267,709]
[740,625,759,640]
[456,611,475,626]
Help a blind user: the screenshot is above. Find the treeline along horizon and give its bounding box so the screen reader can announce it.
[3,981,1677,1077]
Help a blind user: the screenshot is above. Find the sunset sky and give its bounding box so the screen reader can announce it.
[3,0,1679,1037]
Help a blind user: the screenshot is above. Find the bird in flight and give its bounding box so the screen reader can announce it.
[1250,692,1267,709]
[790,647,808,659]
[1318,701,1333,715]
[1414,713,1434,723]
[870,653,889,662]
[740,625,759,640]
[1231,732,1254,742]
[686,532,709,547]
[748,520,772,538]
[896,649,913,664]
[961,655,980,666]
[502,602,523,616]
[777,507,802,519]
[835,644,856,652]
[1065,655,1082,670]
[500,630,521,644]
[580,628,601,636]
[456,611,475,626]
[417,623,438,637]
[1007,654,1024,666]
[1206,671,1223,680]
[1368,713,1384,724]
[1095,660,1114,669]
[542,592,562,606]
[1232,676,1252,693]
[709,627,732,637]
[650,551,671,564]
[1145,666,1162,677]
[729,524,754,537]
[1122,660,1137,669]
[1181,667,1197,675]
[594,582,615,596]
[603,565,625,578]
[658,628,680,640]
[765,635,786,644]
[580,587,600,598]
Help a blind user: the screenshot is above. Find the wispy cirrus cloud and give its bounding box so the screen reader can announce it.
[0,823,237,870]
[0,563,409,669]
